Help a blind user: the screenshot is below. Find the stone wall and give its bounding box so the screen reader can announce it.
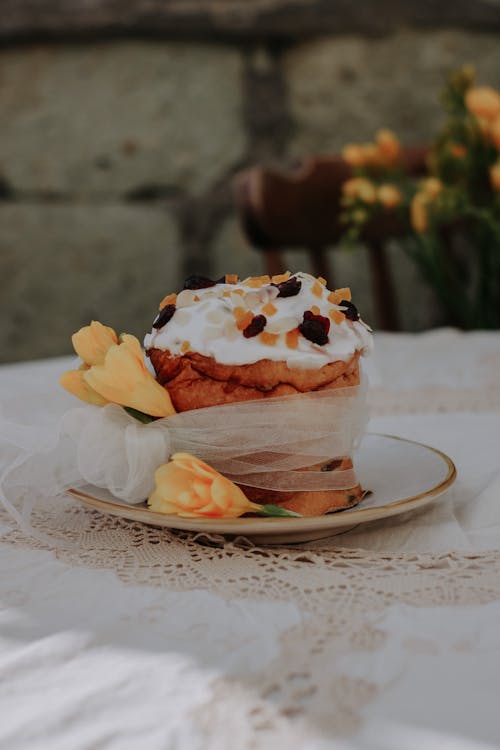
[1,15,500,361]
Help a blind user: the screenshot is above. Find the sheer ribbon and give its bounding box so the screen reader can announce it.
[0,382,367,538]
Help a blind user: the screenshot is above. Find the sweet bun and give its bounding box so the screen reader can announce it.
[145,272,372,515]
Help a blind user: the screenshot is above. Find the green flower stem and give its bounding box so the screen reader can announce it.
[123,406,156,424]
[256,504,302,518]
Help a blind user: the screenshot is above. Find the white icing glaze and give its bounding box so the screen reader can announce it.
[144,272,373,369]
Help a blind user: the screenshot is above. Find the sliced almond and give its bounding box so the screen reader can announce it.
[204,327,221,341]
[266,316,298,334]
[174,310,192,326]
[206,309,225,324]
[176,289,198,308]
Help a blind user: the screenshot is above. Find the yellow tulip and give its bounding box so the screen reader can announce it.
[83,334,175,418]
[59,369,109,406]
[421,177,443,200]
[148,453,261,518]
[465,86,500,120]
[342,177,377,204]
[377,184,402,209]
[72,321,118,366]
[342,144,366,167]
[410,193,428,234]
[360,143,379,166]
[490,162,500,192]
[375,129,401,165]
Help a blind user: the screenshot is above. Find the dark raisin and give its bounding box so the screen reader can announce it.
[340,300,359,321]
[183,275,216,290]
[272,277,302,298]
[153,304,176,329]
[243,314,267,338]
[321,458,343,472]
[298,310,330,346]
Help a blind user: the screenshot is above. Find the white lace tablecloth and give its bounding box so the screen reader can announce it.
[1,329,500,749]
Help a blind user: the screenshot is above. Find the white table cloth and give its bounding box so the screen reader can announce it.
[1,329,500,749]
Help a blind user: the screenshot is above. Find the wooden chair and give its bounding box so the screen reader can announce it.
[233,148,428,330]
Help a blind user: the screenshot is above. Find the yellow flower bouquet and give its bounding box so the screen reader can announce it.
[340,66,500,329]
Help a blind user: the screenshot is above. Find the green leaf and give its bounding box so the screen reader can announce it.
[257,504,302,518]
[123,406,155,424]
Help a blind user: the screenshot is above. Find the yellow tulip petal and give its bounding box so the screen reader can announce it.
[72,321,118,366]
[465,86,500,120]
[83,335,175,418]
[171,452,218,480]
[59,370,109,406]
[410,194,428,234]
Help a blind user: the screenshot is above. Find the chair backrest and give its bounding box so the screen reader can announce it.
[233,148,428,330]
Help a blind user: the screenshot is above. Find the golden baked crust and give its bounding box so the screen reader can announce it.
[147,348,360,412]
[146,348,363,516]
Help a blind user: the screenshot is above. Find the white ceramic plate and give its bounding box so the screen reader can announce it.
[67,433,456,544]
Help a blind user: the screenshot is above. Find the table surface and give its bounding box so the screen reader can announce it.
[1,329,500,750]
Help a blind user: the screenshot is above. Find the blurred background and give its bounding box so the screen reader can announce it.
[1,1,500,363]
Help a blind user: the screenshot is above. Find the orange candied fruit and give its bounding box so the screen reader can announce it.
[261,302,278,316]
[311,280,324,297]
[232,306,248,320]
[259,331,280,346]
[236,311,254,331]
[285,328,300,349]
[223,290,232,297]
[317,276,327,286]
[311,305,320,315]
[329,309,345,325]
[225,274,239,284]
[158,293,177,310]
[233,288,245,296]
[180,340,191,354]
[271,271,291,284]
[246,275,271,288]
[328,287,352,305]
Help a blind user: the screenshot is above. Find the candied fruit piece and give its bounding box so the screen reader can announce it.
[271,272,291,283]
[259,331,279,346]
[329,309,345,325]
[286,328,300,349]
[311,305,320,315]
[311,280,324,297]
[317,276,327,286]
[153,304,176,329]
[180,340,191,354]
[233,306,248,320]
[272,276,302,298]
[243,314,267,338]
[298,310,330,346]
[262,302,278,316]
[237,311,254,331]
[183,275,216,290]
[246,275,271,288]
[328,287,352,305]
[340,300,359,321]
[225,274,239,284]
[158,292,177,311]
